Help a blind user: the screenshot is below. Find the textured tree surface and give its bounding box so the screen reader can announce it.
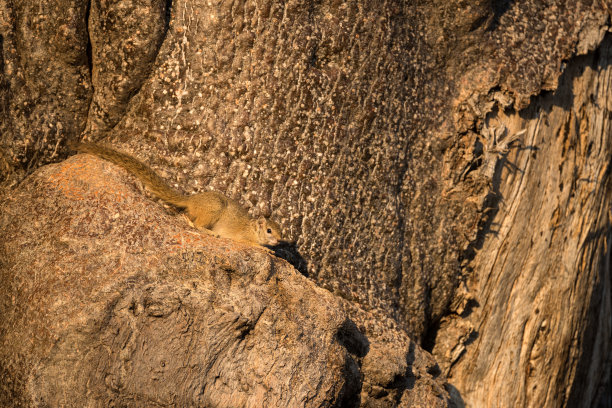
[0,0,610,406]
[436,39,612,407]
[0,154,449,406]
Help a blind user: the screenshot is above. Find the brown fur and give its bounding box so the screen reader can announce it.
[74,141,282,247]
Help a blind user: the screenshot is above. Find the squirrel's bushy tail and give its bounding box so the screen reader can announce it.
[74,141,188,207]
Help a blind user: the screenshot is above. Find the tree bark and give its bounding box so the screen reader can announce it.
[0,0,610,406]
[437,38,612,408]
[0,152,452,406]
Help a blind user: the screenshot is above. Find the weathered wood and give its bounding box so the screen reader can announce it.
[439,35,612,408]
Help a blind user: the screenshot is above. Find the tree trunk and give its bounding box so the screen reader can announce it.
[438,38,612,408]
[0,0,610,406]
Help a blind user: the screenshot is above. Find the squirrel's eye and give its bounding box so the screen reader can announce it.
[267,228,272,234]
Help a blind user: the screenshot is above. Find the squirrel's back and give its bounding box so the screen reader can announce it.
[75,142,187,206]
[72,141,282,247]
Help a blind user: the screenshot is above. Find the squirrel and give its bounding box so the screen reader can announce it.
[73,141,282,248]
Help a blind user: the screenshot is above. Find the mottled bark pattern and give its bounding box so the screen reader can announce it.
[103,0,464,339]
[0,0,91,180]
[0,0,610,406]
[87,0,168,133]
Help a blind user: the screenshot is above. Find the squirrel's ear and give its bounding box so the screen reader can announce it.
[257,217,266,227]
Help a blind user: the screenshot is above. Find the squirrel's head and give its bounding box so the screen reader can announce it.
[256,217,282,246]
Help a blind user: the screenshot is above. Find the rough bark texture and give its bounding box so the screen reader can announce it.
[1,0,463,341]
[0,154,450,406]
[0,0,610,406]
[439,37,612,408]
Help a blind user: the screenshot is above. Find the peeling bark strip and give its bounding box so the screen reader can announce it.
[0,0,611,406]
[443,35,612,408]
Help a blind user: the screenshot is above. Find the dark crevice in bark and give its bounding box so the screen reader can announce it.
[336,357,362,408]
[421,319,439,354]
[486,0,515,32]
[85,0,92,80]
[336,319,370,359]
[164,0,173,34]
